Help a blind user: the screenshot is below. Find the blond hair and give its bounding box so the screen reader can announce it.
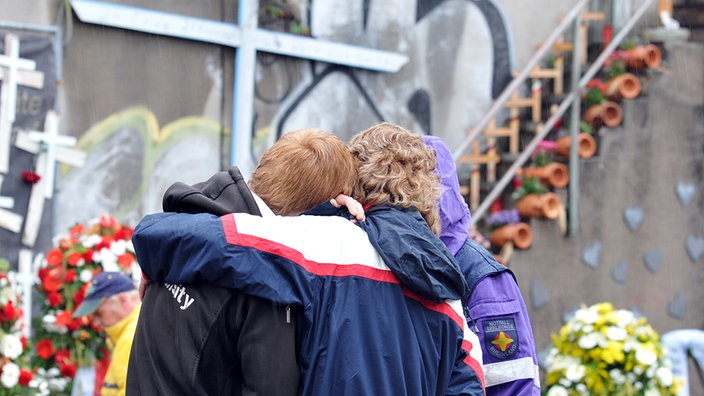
[349,122,442,234]
[249,128,357,216]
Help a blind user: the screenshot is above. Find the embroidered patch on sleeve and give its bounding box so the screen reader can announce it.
[483,316,519,360]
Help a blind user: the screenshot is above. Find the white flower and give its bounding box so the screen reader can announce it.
[0,333,23,359]
[610,368,626,384]
[644,387,661,396]
[96,248,119,272]
[110,239,127,256]
[546,385,569,396]
[575,307,598,324]
[656,366,674,386]
[42,313,66,334]
[606,326,627,341]
[82,234,103,248]
[636,347,657,366]
[79,269,94,283]
[578,333,598,349]
[0,361,20,388]
[565,363,586,382]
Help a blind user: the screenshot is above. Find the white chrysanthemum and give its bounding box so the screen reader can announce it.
[636,347,657,366]
[610,368,626,384]
[1,333,24,359]
[575,383,588,394]
[558,377,571,387]
[79,269,93,283]
[616,309,635,324]
[575,307,598,324]
[606,326,627,341]
[546,385,569,396]
[82,234,103,248]
[644,387,661,396]
[110,239,127,255]
[96,248,119,272]
[0,361,20,388]
[578,333,598,349]
[634,381,643,390]
[656,366,673,386]
[623,338,639,352]
[41,313,66,334]
[565,363,586,382]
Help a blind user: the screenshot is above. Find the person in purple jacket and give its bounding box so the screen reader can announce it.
[422,135,541,395]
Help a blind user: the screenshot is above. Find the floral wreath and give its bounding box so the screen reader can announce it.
[543,302,680,396]
[32,214,140,395]
[0,263,36,395]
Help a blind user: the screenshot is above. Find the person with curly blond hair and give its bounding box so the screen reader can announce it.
[132,123,485,395]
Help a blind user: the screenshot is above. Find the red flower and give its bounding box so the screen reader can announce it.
[54,348,72,366]
[46,248,64,266]
[95,236,114,251]
[66,318,81,332]
[73,283,89,306]
[118,253,135,270]
[0,301,17,322]
[60,362,77,378]
[64,269,77,283]
[20,336,27,350]
[66,252,83,267]
[83,249,94,263]
[99,214,118,228]
[59,237,77,250]
[18,369,33,386]
[55,310,72,328]
[21,170,41,184]
[46,292,63,307]
[69,224,85,237]
[36,339,56,359]
[39,266,64,292]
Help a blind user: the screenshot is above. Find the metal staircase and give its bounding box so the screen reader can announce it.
[452,0,659,248]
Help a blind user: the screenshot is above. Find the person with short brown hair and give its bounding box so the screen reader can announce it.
[127,128,361,396]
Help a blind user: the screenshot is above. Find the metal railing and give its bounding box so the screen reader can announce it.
[453,0,657,236]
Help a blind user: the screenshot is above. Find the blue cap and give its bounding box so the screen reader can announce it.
[72,272,135,318]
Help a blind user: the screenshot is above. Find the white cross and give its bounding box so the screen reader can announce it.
[0,33,45,173]
[15,111,86,246]
[15,110,86,200]
[70,0,408,177]
[0,175,23,233]
[17,249,41,338]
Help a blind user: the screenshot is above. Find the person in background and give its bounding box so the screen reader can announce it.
[132,122,485,395]
[127,128,362,395]
[422,135,541,395]
[73,272,141,396]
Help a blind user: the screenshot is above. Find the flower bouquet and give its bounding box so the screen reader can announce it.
[0,261,37,396]
[543,302,680,396]
[32,215,140,395]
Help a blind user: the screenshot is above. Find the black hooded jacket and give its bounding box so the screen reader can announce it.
[126,167,300,396]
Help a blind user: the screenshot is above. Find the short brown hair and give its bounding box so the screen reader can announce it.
[249,128,357,216]
[348,122,442,234]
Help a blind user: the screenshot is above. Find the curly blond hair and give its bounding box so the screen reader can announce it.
[349,122,442,234]
[249,128,357,216]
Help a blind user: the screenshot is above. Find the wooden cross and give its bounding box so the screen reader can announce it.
[70,0,408,177]
[17,249,39,338]
[458,140,500,211]
[0,33,45,173]
[15,111,86,246]
[0,175,23,233]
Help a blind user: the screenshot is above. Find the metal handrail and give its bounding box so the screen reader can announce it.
[458,0,657,228]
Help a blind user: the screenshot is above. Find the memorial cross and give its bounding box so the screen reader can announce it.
[70,0,408,176]
[0,175,23,233]
[0,33,44,173]
[15,111,86,246]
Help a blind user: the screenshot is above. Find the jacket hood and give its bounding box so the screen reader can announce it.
[162,167,261,216]
[359,205,468,302]
[422,135,471,256]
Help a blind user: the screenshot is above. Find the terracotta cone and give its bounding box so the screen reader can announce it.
[556,133,597,159]
[606,73,641,99]
[515,192,562,219]
[626,44,662,70]
[489,222,533,250]
[523,163,570,189]
[601,101,623,127]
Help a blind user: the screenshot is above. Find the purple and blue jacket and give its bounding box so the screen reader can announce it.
[424,135,541,395]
